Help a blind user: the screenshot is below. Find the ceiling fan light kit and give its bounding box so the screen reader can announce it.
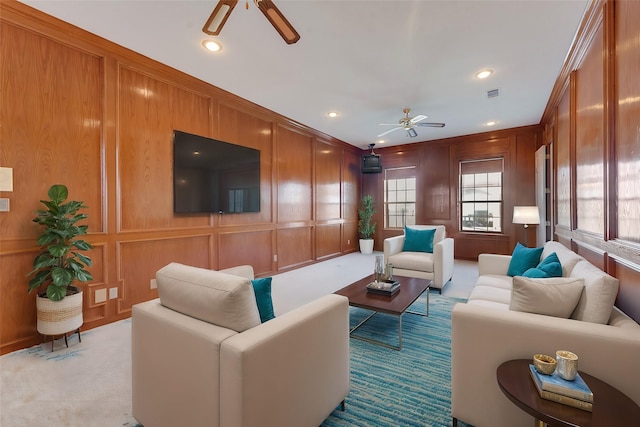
[203,0,300,44]
[377,108,446,138]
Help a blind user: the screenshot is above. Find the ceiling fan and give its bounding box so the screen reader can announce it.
[377,108,445,138]
[203,0,300,44]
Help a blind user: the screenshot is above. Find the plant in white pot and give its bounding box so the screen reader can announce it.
[27,184,93,348]
[358,194,376,254]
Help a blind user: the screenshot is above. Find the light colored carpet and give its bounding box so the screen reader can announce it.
[1,253,477,427]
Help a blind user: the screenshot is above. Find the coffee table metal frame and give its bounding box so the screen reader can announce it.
[334,275,430,351]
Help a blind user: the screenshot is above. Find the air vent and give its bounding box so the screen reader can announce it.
[487,88,500,98]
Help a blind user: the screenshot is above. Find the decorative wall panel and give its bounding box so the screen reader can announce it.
[276,126,313,223]
[218,229,273,275]
[555,90,572,228]
[316,223,342,260]
[315,140,341,221]
[118,66,212,231]
[276,226,313,270]
[118,236,211,312]
[575,29,605,235]
[615,0,640,244]
[0,22,103,238]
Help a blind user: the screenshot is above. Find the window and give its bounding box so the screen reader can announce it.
[384,166,416,228]
[460,158,503,232]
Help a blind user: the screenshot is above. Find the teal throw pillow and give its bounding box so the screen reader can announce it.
[507,242,543,277]
[536,252,563,277]
[522,267,550,278]
[522,252,563,278]
[251,277,275,323]
[402,227,436,253]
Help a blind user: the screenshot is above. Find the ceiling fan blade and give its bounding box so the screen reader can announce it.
[377,127,402,137]
[255,0,300,44]
[202,0,238,36]
[415,122,446,128]
[410,115,428,124]
[378,123,401,126]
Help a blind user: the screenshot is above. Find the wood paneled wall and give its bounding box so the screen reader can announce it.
[0,3,360,354]
[362,125,542,260]
[541,0,640,322]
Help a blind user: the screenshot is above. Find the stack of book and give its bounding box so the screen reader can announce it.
[529,364,594,411]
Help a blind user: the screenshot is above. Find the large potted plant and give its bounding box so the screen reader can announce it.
[27,184,93,340]
[358,194,376,254]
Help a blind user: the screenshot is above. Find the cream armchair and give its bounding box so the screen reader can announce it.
[132,263,350,427]
[383,225,454,291]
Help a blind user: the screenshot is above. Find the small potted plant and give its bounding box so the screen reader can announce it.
[358,194,376,254]
[27,184,93,340]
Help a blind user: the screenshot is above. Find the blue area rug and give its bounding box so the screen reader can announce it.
[323,293,472,427]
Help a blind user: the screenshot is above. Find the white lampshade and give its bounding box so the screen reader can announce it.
[513,206,540,226]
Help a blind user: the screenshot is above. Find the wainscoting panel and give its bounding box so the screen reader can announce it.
[118,235,212,312]
[610,256,640,323]
[217,229,273,276]
[316,222,342,260]
[276,226,314,271]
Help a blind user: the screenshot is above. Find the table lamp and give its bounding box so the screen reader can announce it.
[513,206,540,246]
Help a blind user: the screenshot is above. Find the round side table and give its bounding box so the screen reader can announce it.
[496,359,640,427]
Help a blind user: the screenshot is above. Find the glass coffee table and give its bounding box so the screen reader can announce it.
[334,275,430,350]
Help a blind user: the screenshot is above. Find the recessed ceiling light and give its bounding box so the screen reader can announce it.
[484,121,496,126]
[202,39,222,52]
[327,111,339,118]
[475,69,493,79]
[377,139,385,144]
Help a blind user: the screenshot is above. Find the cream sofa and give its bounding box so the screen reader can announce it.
[383,225,454,291]
[451,241,640,427]
[132,263,350,427]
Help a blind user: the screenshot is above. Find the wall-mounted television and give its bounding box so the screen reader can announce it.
[362,154,382,174]
[173,130,260,214]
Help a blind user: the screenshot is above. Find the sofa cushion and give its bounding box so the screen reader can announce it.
[251,277,275,323]
[469,285,512,305]
[570,260,619,324]
[523,252,563,278]
[541,241,582,276]
[475,274,513,290]
[156,262,261,332]
[507,243,544,276]
[388,251,434,273]
[402,226,436,253]
[510,276,585,318]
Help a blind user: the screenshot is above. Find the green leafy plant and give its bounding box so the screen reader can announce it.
[358,194,376,239]
[27,184,93,301]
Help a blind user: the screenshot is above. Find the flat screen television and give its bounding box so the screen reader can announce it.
[173,130,260,213]
[361,154,382,174]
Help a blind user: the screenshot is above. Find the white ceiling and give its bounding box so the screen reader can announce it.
[20,0,588,149]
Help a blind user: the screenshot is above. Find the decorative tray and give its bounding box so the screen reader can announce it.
[366,280,401,296]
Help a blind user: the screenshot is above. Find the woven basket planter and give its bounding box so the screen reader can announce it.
[36,287,83,336]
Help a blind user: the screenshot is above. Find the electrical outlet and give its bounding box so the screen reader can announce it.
[348,239,350,245]
[95,288,107,304]
[109,287,118,299]
[150,279,157,289]
[274,254,277,262]
[0,198,9,212]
